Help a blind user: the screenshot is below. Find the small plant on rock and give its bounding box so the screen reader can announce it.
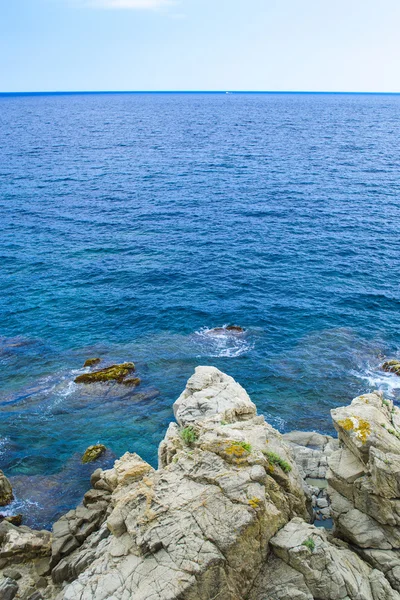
[237,441,252,452]
[263,450,292,473]
[302,538,315,552]
[180,426,198,445]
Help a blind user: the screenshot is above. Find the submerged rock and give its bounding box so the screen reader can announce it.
[83,358,101,368]
[121,377,141,387]
[382,360,400,376]
[0,471,13,507]
[207,325,245,335]
[74,362,135,384]
[81,445,107,464]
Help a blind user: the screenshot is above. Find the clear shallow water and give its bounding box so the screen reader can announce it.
[1,92,400,528]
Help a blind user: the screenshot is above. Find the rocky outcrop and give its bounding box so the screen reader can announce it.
[328,391,400,591]
[55,366,310,599]
[249,518,400,600]
[0,470,13,506]
[283,430,338,523]
[3,369,400,600]
[0,521,51,566]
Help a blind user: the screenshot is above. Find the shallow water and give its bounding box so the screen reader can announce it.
[1,92,400,528]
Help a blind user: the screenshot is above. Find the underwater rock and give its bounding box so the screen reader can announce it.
[383,360,400,376]
[207,325,245,335]
[83,358,101,368]
[0,471,13,507]
[81,445,107,464]
[74,362,135,384]
[121,377,141,387]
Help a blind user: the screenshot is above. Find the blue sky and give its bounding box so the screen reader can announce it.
[1,0,400,92]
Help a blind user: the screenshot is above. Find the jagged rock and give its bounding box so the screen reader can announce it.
[331,391,400,463]
[0,471,13,506]
[283,431,339,479]
[0,577,18,600]
[83,358,101,368]
[50,488,111,569]
[268,518,400,600]
[0,522,51,565]
[56,367,309,600]
[51,523,110,584]
[74,362,135,384]
[81,444,106,464]
[173,365,257,426]
[249,554,313,600]
[283,430,338,524]
[328,391,400,558]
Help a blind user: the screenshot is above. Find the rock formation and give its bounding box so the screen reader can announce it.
[81,444,107,464]
[328,391,400,592]
[2,368,400,600]
[74,362,136,384]
[0,471,13,507]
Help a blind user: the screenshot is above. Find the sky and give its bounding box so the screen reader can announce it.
[1,0,400,93]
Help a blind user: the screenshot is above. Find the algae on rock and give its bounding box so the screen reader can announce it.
[74,362,135,384]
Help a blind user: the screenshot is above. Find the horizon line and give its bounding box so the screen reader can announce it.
[1,90,400,96]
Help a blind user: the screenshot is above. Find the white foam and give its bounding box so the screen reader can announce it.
[354,368,400,398]
[193,327,253,358]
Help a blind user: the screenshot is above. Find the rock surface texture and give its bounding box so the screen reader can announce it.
[53,366,310,599]
[327,391,400,593]
[2,369,400,600]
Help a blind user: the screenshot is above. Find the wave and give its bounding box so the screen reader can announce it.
[354,366,400,398]
[193,326,254,358]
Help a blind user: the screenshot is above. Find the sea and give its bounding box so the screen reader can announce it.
[0,91,400,529]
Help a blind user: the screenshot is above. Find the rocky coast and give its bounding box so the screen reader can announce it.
[1,366,400,599]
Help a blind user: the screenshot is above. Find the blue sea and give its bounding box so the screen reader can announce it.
[1,92,400,529]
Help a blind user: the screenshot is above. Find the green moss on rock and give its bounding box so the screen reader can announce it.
[0,470,13,507]
[81,444,107,464]
[382,360,400,376]
[75,362,135,384]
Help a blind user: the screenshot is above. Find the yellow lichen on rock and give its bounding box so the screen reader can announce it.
[338,416,371,443]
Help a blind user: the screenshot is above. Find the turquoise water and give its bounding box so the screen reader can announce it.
[1,92,400,528]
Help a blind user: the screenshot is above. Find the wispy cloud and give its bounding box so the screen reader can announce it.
[84,0,175,9]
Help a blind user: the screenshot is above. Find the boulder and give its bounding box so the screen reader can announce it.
[74,363,135,384]
[173,365,257,426]
[81,445,106,464]
[83,358,101,368]
[0,471,13,507]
